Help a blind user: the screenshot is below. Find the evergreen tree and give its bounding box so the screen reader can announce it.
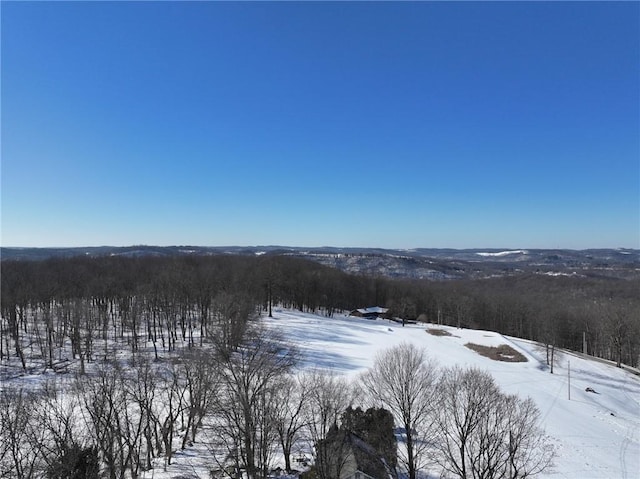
[47,445,99,479]
[341,406,398,473]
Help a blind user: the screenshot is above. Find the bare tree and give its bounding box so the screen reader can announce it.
[7,305,27,371]
[211,326,297,479]
[126,357,160,471]
[360,342,439,479]
[602,300,637,368]
[155,359,188,468]
[502,395,555,479]
[301,369,356,479]
[272,373,309,472]
[0,388,45,478]
[181,348,220,449]
[76,362,145,479]
[433,366,554,479]
[38,380,100,479]
[433,366,499,479]
[212,291,254,352]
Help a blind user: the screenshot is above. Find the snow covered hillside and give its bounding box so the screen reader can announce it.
[4,308,637,479]
[263,310,640,479]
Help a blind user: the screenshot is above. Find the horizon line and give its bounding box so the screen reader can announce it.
[1,244,638,252]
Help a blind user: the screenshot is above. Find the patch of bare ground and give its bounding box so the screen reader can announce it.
[465,343,528,362]
[427,328,453,337]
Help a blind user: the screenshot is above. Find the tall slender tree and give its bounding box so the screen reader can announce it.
[360,343,438,479]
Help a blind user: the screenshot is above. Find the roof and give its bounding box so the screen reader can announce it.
[320,429,392,479]
[356,307,388,315]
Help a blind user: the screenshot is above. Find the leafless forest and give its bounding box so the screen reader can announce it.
[2,255,638,372]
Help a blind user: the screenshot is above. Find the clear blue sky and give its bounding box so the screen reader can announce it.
[2,1,638,249]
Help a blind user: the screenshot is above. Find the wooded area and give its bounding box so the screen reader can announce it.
[1,254,638,370]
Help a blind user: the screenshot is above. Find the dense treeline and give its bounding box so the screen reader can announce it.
[0,255,374,371]
[1,254,639,370]
[424,274,640,368]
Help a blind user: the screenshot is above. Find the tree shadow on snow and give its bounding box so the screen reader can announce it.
[572,367,640,397]
[287,325,370,347]
[297,347,361,373]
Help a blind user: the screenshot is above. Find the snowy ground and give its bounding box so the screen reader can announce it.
[9,309,637,478]
[260,310,640,479]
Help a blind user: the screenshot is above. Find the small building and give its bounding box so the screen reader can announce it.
[316,428,393,479]
[349,307,389,320]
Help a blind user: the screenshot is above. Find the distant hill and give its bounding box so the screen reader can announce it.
[2,245,638,280]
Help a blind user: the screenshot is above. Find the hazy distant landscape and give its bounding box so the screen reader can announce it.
[3,245,639,280]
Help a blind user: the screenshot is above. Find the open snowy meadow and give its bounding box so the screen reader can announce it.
[4,309,639,479]
[263,310,638,479]
[148,310,640,479]
[257,310,640,479]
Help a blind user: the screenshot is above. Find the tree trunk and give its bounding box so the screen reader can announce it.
[9,307,26,370]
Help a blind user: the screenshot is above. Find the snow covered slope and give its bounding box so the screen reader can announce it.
[265,310,640,479]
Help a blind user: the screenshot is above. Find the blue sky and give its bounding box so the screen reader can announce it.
[2,1,638,249]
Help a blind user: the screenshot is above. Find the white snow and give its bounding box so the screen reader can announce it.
[6,309,638,479]
[476,250,528,257]
[263,310,640,479]
[540,271,580,277]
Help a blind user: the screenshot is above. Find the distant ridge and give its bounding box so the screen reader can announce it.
[2,245,638,281]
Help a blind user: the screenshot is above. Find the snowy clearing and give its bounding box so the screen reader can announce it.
[261,310,639,479]
[476,250,528,257]
[3,309,638,479]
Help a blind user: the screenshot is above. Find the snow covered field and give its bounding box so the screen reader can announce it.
[5,309,638,479]
[156,310,639,478]
[259,310,639,479]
